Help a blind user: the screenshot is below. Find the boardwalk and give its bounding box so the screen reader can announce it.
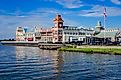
[38,43,63,50]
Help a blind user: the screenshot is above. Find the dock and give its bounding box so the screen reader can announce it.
[1,41,64,50]
[38,43,63,50]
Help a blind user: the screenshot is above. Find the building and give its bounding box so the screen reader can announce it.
[39,28,53,42]
[16,14,121,45]
[38,14,64,43]
[36,14,64,43]
[93,21,121,45]
[52,14,64,43]
[16,27,41,41]
[16,27,25,41]
[62,26,93,44]
[16,14,94,44]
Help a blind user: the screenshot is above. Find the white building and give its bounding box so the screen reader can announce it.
[15,15,94,44]
[62,26,94,44]
[16,27,41,41]
[16,27,25,41]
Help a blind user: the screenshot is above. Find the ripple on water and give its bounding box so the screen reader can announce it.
[0,46,121,80]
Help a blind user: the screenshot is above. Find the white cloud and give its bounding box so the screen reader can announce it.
[1,4,121,39]
[80,5,121,17]
[111,0,121,5]
[0,8,78,39]
[55,0,83,8]
[0,14,53,39]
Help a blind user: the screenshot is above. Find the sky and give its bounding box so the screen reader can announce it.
[0,0,121,39]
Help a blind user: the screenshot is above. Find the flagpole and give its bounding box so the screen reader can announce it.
[103,7,106,45]
[104,12,105,45]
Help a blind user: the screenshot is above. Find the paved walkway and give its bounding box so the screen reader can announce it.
[77,45,121,49]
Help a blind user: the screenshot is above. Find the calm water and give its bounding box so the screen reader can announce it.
[0,45,121,80]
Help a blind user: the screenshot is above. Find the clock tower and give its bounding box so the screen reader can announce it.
[52,14,64,43]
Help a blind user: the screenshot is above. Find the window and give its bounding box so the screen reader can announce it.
[87,33,89,35]
[70,32,72,35]
[82,33,85,35]
[67,32,69,35]
[59,24,62,27]
[79,32,81,35]
[55,23,58,27]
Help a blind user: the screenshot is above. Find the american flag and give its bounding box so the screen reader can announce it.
[104,7,107,20]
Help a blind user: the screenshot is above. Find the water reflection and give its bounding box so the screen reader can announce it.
[15,46,41,60]
[53,51,64,80]
[15,46,64,79]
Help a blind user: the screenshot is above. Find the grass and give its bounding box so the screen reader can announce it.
[58,47,121,55]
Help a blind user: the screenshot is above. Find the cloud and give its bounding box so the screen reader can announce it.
[0,14,53,39]
[0,8,78,39]
[80,5,121,17]
[55,0,83,8]
[1,3,121,39]
[111,0,121,5]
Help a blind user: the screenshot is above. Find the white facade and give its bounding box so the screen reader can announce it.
[62,26,93,44]
[16,27,41,41]
[16,27,25,41]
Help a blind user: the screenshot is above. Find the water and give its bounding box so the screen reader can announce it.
[0,45,121,80]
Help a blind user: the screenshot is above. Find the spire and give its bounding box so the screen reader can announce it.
[53,14,64,22]
[96,21,104,31]
[97,21,101,26]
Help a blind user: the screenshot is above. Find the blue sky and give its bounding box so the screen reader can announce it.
[0,0,121,39]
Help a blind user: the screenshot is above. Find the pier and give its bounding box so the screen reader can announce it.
[38,43,63,50]
[1,41,64,50]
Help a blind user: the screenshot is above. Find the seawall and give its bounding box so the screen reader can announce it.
[1,41,39,47]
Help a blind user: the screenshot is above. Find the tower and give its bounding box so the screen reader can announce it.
[16,27,25,41]
[52,14,64,43]
[53,14,64,28]
[96,21,104,32]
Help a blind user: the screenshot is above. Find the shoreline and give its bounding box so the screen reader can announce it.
[1,41,121,54]
[58,46,121,55]
[1,41,39,47]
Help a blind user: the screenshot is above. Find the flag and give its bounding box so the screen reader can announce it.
[104,7,107,20]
